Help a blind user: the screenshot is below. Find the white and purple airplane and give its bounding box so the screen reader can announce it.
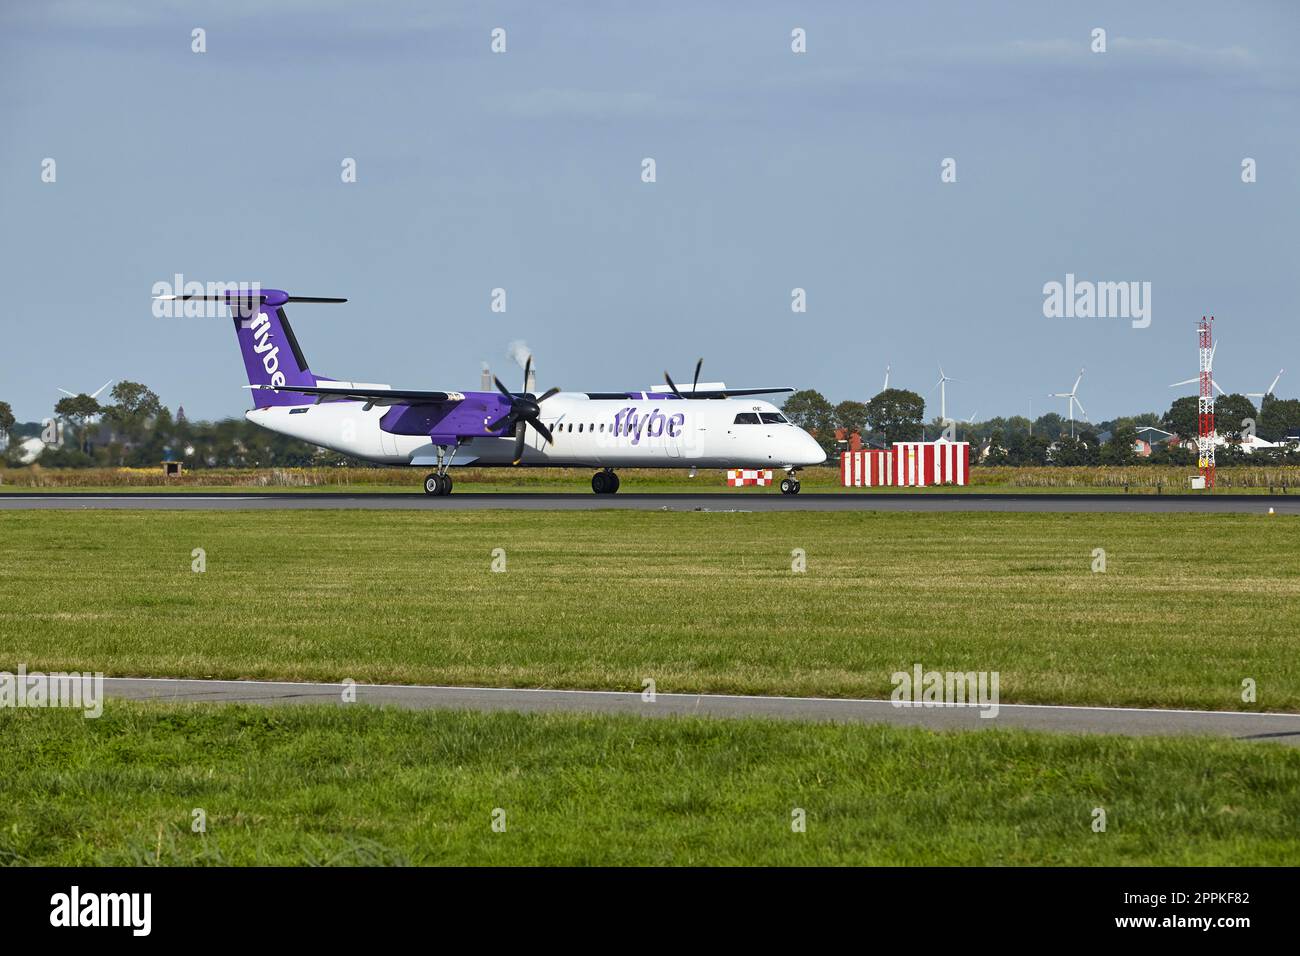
[179,290,825,495]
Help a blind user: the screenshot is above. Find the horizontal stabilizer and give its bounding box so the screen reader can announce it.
[155,289,345,307]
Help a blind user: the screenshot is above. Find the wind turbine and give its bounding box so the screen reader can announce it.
[1048,368,1087,438]
[57,379,113,401]
[932,365,960,423]
[1246,369,1284,402]
[1169,341,1225,396]
[882,365,891,392]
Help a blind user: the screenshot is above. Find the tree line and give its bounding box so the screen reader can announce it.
[0,382,352,469]
[4,380,1300,469]
[778,387,1300,466]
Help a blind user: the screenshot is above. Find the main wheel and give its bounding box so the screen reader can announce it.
[609,473,620,494]
[592,472,609,494]
[424,474,446,496]
[442,475,453,495]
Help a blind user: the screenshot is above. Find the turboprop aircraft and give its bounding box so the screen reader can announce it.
[167,289,825,495]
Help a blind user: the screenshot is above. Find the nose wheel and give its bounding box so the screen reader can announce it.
[779,477,801,495]
[592,470,620,495]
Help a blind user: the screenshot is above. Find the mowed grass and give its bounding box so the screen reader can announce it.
[2,704,1297,865]
[1,510,1298,709]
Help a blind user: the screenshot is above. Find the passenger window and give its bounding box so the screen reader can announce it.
[733,413,761,424]
[578,424,583,433]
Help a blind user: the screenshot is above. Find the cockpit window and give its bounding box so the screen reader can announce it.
[733,413,761,424]
[759,413,788,424]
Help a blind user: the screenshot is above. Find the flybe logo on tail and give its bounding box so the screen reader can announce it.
[247,312,287,388]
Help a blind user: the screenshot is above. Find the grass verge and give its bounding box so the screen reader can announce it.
[1,510,1297,709]
[2,704,1297,865]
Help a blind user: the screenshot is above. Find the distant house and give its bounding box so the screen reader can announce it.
[1170,432,1281,454]
[1133,425,1174,457]
[832,428,870,452]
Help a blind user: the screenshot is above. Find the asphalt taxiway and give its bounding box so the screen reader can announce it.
[1,491,1297,513]
[97,677,1300,744]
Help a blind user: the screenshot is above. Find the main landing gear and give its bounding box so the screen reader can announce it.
[423,443,457,496]
[592,469,620,495]
[424,473,453,496]
[779,471,801,495]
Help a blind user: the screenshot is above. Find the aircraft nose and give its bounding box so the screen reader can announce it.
[794,430,826,466]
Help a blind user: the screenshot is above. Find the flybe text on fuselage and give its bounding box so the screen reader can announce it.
[612,406,686,445]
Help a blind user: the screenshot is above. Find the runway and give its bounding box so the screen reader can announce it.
[98,676,1300,744]
[2,491,1297,513]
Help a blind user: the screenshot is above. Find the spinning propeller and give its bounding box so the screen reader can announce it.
[664,358,706,399]
[485,355,560,464]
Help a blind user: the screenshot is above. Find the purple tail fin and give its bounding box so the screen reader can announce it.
[213,289,345,408]
[159,287,345,408]
[233,298,317,408]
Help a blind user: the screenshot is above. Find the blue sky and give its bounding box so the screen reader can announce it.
[1,0,1297,423]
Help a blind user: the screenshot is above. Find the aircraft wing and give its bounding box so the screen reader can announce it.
[247,384,465,406]
[584,386,796,400]
[672,386,794,399]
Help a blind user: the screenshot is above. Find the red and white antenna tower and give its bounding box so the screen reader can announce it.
[1197,315,1216,489]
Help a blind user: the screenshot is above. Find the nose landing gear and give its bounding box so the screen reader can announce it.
[592,469,620,495]
[779,468,801,495]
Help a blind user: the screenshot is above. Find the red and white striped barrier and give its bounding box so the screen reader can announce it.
[840,441,969,487]
[842,449,894,487]
[727,469,773,487]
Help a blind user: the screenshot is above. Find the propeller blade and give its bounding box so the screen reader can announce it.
[691,358,703,394]
[664,370,684,399]
[485,412,515,432]
[535,386,561,403]
[522,355,532,394]
[511,422,527,464]
[492,375,515,400]
[530,418,554,444]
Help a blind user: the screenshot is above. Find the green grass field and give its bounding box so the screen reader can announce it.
[2,704,1297,865]
[2,509,1297,710]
